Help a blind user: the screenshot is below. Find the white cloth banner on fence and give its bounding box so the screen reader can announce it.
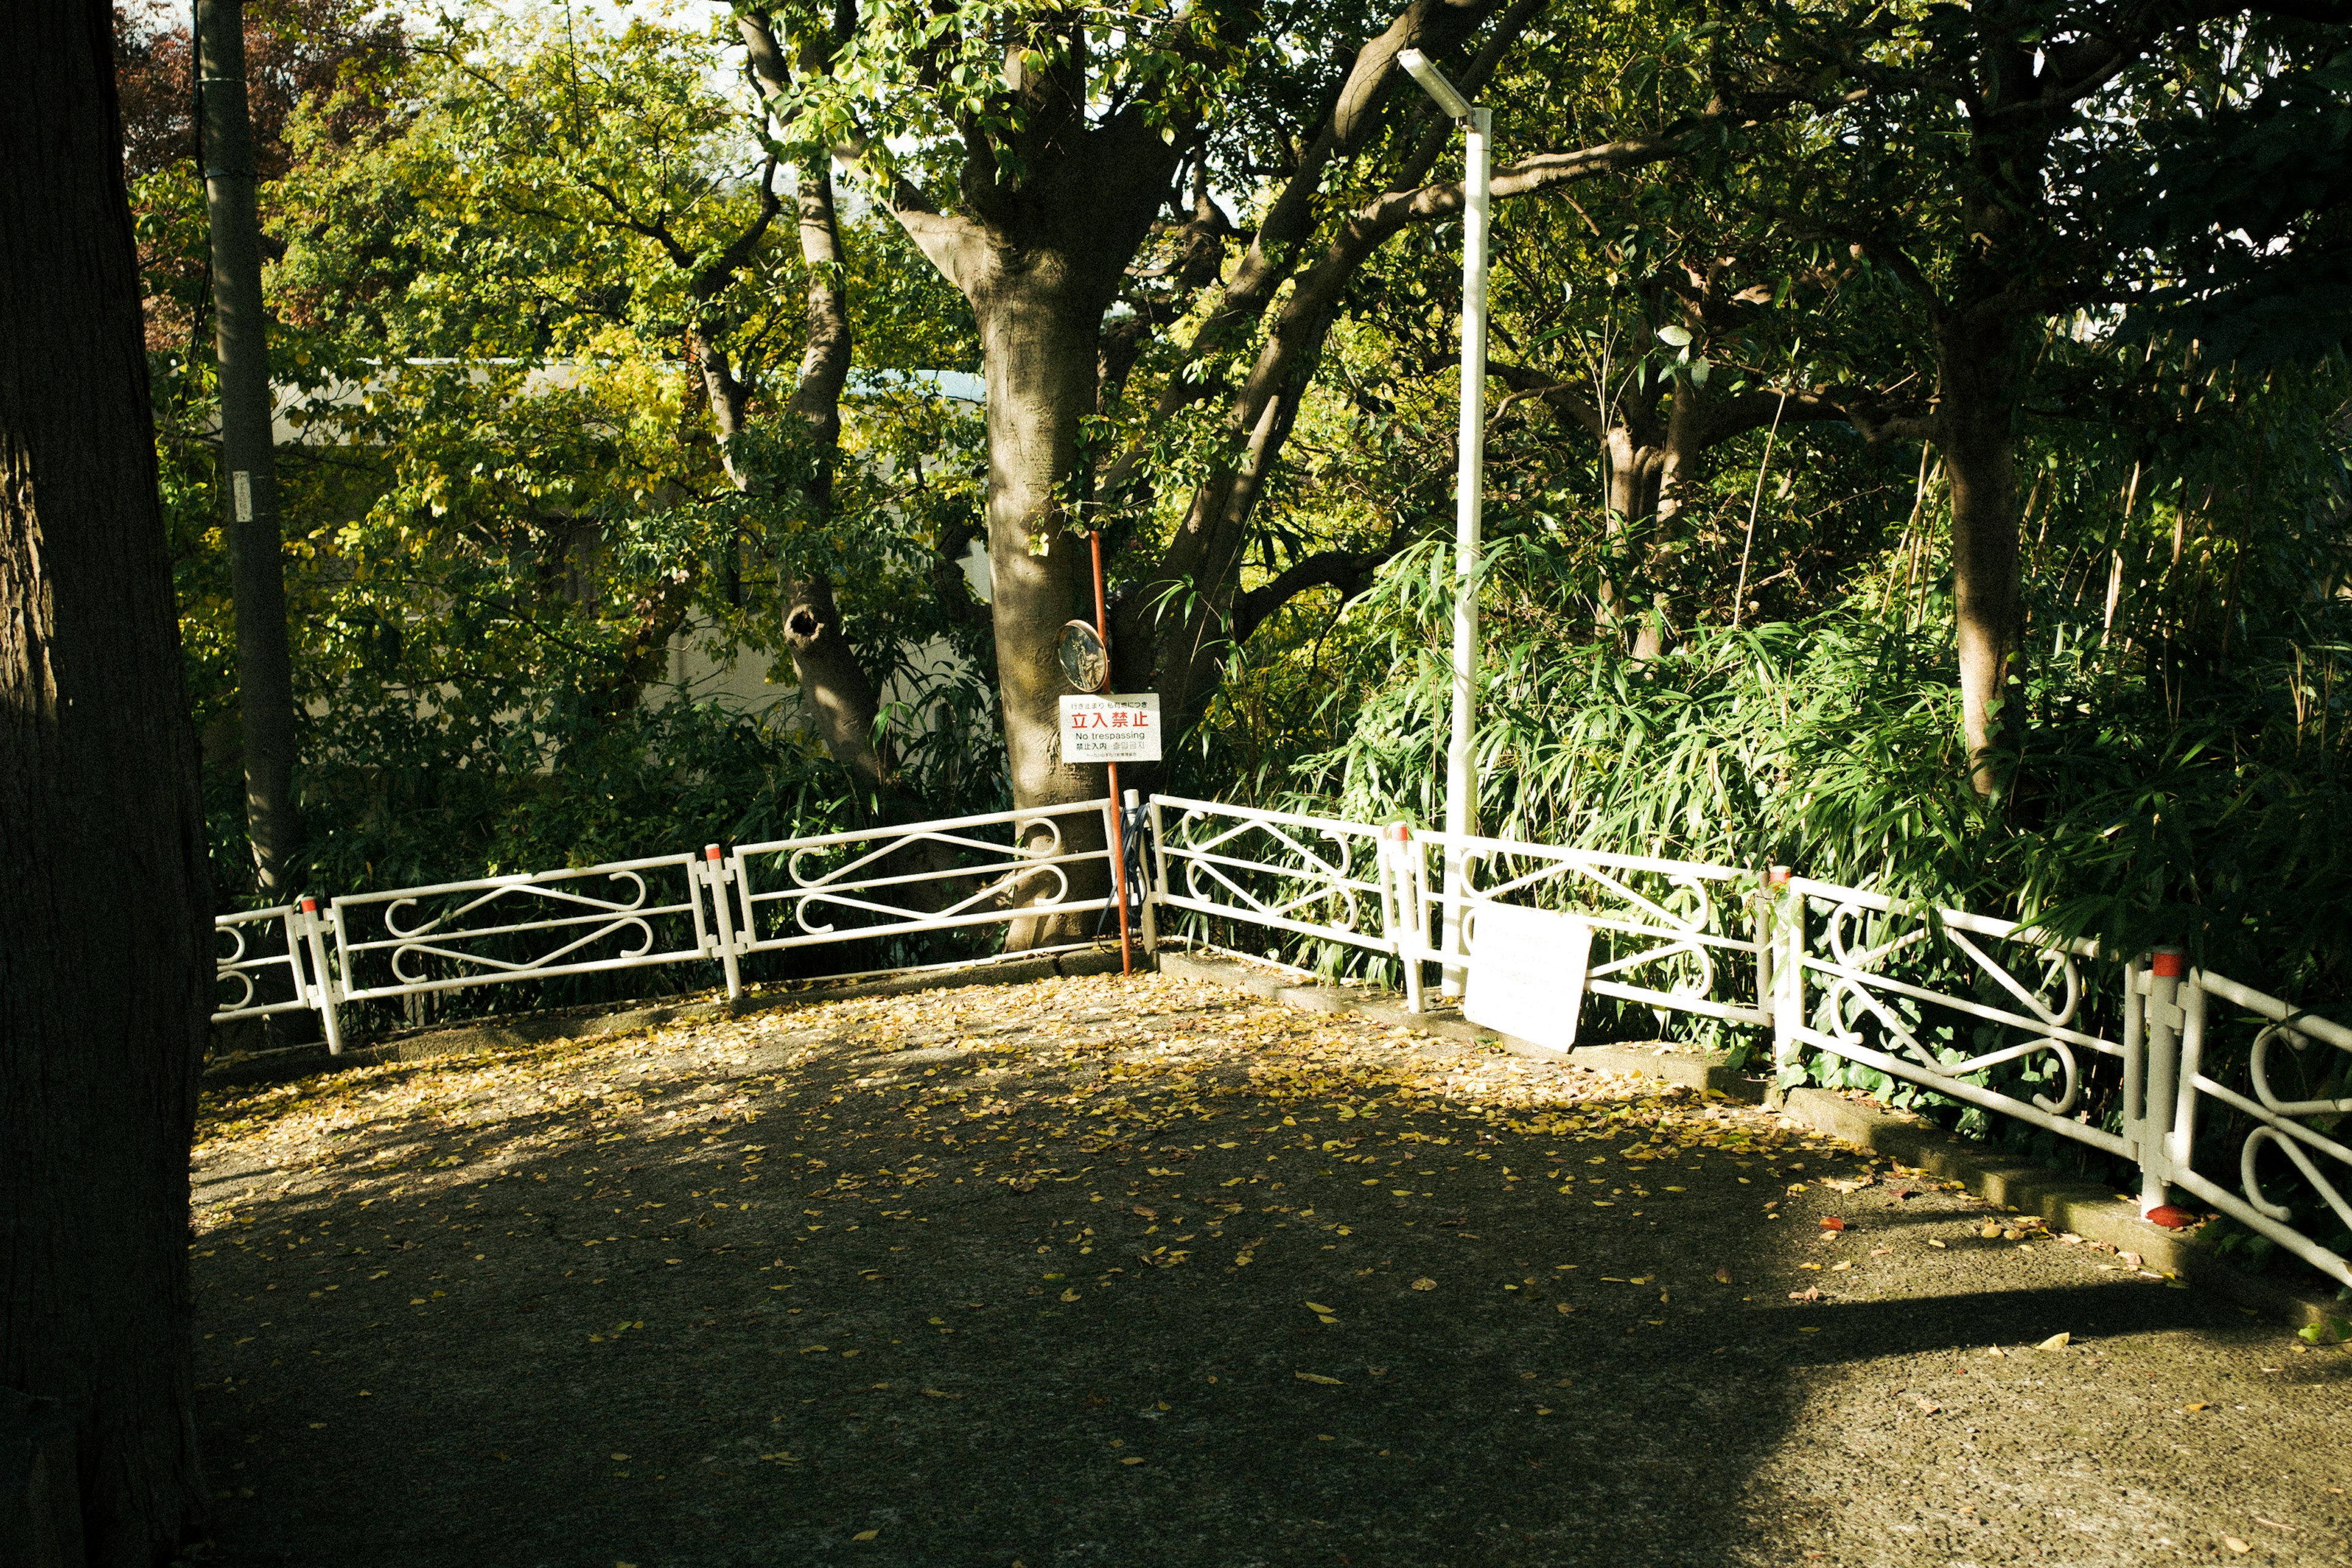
[1462,903,1593,1051]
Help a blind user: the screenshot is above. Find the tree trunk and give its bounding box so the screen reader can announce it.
[776,160,889,796]
[1936,309,2024,797]
[197,0,301,899]
[973,269,1117,943]
[733,18,896,797]
[1600,423,1664,653]
[1,4,213,1562]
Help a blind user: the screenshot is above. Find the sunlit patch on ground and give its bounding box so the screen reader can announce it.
[189,973,2350,1567]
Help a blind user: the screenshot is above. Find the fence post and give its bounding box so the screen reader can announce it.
[1754,867,1777,1028]
[2138,944,2188,1215]
[1380,823,1422,1013]
[2120,954,2146,1170]
[1121,791,1159,957]
[2170,967,2207,1191]
[704,845,743,1003]
[297,895,344,1056]
[1769,868,1800,1103]
[1145,797,1169,955]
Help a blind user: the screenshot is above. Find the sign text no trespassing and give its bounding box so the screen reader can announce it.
[1059,693,1161,762]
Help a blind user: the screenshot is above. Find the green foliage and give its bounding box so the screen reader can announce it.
[140,7,1001,928]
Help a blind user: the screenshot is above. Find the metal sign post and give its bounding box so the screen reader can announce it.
[1090,530,1134,975]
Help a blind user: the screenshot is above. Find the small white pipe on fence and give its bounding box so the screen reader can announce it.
[1771,869,1803,1093]
[2121,955,2147,1169]
[702,845,743,1002]
[2171,968,2207,1190]
[2140,945,2188,1214]
[296,896,344,1055]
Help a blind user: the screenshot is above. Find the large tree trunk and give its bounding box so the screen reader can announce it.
[1,4,213,1562]
[973,267,1116,943]
[197,0,301,898]
[1936,308,2024,797]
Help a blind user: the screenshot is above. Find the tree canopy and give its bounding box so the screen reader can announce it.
[119,0,2351,994]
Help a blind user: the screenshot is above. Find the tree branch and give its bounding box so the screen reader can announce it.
[1230,545,1396,644]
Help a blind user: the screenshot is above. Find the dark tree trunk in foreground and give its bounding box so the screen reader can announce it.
[197,0,302,897]
[1,2,214,1563]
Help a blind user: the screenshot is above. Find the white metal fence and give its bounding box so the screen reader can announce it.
[211,799,1123,1049]
[1144,807,2352,1291]
[213,793,2352,1289]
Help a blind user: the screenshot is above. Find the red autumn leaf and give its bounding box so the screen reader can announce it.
[1820,1215,1846,1232]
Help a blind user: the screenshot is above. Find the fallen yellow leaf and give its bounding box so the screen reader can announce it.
[1294,1372,1343,1385]
[1304,1301,1335,1313]
[2037,1332,2071,1351]
[2223,1537,2250,1554]
[851,1529,878,1541]
[1411,1277,1436,1291]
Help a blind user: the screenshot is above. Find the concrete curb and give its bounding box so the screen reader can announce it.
[1159,948,2345,1335]
[202,944,1134,1088]
[1775,1086,2343,1333]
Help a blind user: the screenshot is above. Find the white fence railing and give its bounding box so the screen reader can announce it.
[213,794,2352,1289]
[1773,876,2134,1160]
[1397,828,1770,1026]
[727,800,1116,964]
[211,799,1122,1049]
[1148,796,1396,957]
[1144,809,2352,1291]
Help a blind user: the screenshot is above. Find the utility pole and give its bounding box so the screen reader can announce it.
[1400,49,1491,997]
[197,0,302,898]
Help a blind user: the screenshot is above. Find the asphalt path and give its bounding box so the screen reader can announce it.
[184,971,2351,1567]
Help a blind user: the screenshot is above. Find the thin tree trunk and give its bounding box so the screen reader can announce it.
[1600,424,1664,651]
[197,0,301,897]
[1,4,213,1562]
[1937,311,2024,797]
[735,21,892,796]
[777,160,889,794]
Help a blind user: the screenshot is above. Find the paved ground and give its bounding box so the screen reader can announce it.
[185,971,2352,1567]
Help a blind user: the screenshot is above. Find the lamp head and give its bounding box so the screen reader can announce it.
[1397,48,1474,119]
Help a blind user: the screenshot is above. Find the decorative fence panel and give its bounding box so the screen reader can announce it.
[2150,966,2352,1289]
[329,851,717,1006]
[1148,796,1398,958]
[724,800,1118,965]
[1396,829,1770,1027]
[1774,876,2134,1160]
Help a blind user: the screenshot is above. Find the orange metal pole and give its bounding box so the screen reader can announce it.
[1090,530,1133,975]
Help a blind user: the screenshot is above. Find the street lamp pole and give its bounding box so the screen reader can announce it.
[1400,49,1490,998]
